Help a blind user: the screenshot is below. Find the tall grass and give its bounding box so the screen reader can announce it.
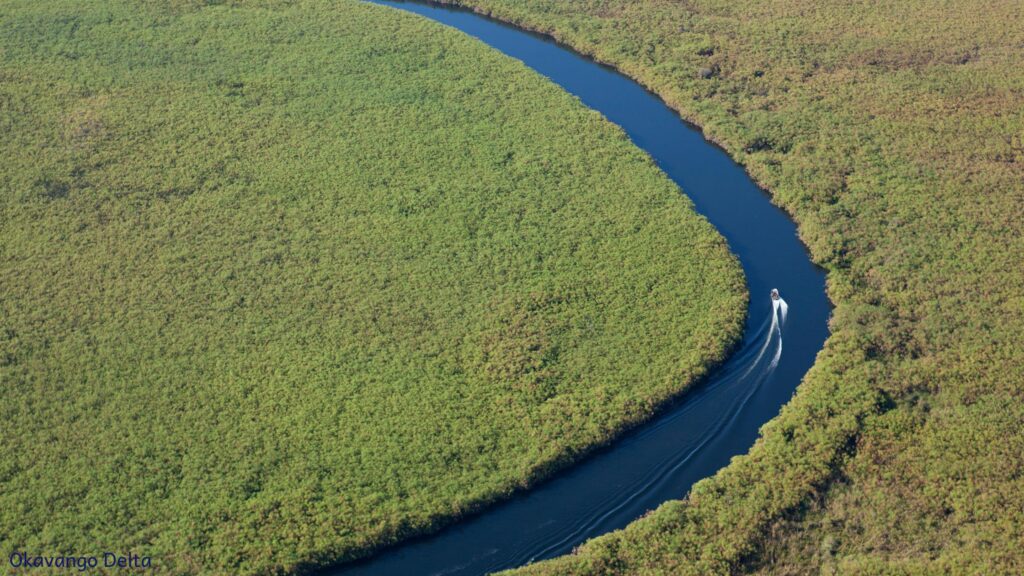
[420,1,1024,574]
[0,1,746,573]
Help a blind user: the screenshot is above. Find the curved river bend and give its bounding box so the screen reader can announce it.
[328,2,831,574]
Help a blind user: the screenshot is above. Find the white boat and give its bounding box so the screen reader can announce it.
[771,288,780,301]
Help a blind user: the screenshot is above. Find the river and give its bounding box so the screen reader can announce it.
[325,2,831,574]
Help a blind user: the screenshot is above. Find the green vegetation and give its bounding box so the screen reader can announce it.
[420,1,1024,574]
[0,0,747,573]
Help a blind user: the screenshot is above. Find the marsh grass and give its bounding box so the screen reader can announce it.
[422,1,1024,574]
[0,1,747,573]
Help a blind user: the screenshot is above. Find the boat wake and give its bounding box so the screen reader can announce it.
[473,294,789,572]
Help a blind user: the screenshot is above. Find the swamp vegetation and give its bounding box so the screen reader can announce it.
[416,0,1024,574]
[0,1,747,573]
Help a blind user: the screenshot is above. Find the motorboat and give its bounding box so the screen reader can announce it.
[771,288,780,301]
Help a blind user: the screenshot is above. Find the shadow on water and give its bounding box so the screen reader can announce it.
[323,2,831,574]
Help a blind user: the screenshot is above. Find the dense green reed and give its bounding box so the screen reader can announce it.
[0,1,746,573]
[424,1,1024,574]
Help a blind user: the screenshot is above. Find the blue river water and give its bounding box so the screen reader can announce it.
[324,2,831,574]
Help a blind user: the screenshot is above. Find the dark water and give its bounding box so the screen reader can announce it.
[326,2,830,574]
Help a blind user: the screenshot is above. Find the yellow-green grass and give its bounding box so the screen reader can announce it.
[0,0,746,573]
[422,0,1024,574]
